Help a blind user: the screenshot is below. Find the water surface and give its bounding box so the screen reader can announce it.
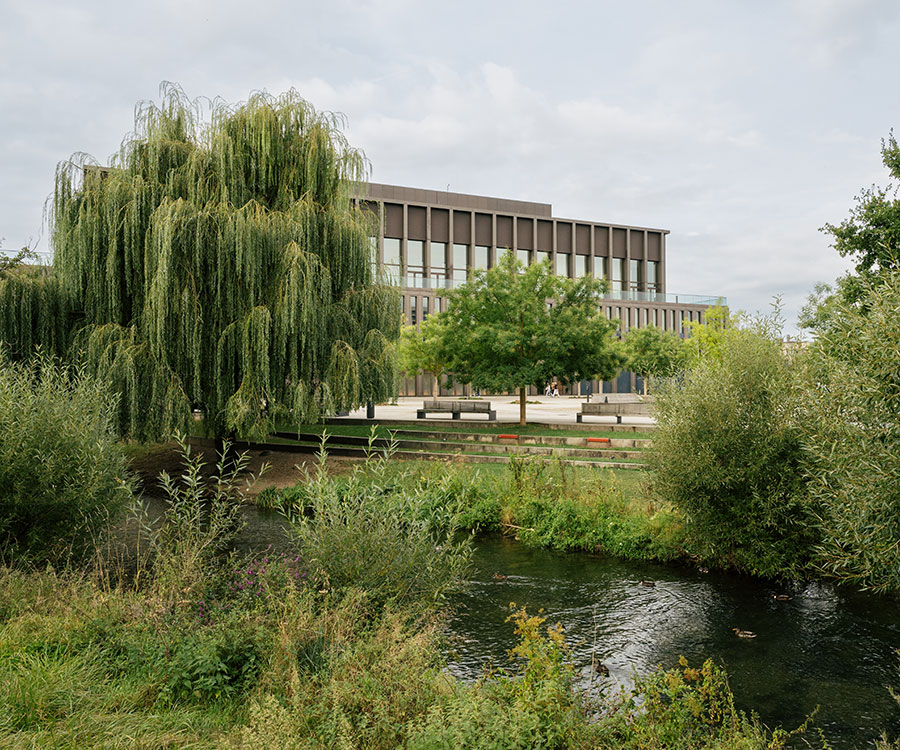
[447,535,900,748]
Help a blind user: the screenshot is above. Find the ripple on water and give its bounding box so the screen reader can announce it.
[447,536,900,750]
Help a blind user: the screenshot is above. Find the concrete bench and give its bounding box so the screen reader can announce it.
[577,399,652,423]
[417,400,496,420]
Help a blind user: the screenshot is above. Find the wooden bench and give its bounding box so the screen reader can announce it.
[417,400,496,420]
[577,399,652,423]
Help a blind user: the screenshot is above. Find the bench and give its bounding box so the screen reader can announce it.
[577,399,652,423]
[417,400,496,420]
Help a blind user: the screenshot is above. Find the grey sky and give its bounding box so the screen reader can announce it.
[2,0,899,332]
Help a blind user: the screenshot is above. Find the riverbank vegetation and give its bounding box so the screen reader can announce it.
[260,449,687,565]
[647,274,900,591]
[0,435,812,749]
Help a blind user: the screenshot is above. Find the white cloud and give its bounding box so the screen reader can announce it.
[2,0,899,333]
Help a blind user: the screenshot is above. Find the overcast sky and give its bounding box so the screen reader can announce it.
[2,0,899,333]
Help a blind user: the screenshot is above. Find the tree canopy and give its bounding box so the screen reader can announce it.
[397,315,451,398]
[622,325,686,393]
[433,254,624,425]
[0,85,400,441]
[822,133,900,279]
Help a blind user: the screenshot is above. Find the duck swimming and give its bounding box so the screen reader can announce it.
[733,628,757,639]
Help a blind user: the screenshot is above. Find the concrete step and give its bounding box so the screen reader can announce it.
[278,432,645,460]
[218,436,646,471]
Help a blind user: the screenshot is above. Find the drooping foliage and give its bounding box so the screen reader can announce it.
[4,84,399,441]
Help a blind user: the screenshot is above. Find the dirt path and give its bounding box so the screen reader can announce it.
[128,441,362,499]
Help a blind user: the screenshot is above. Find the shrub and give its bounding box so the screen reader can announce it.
[647,316,816,576]
[284,442,472,608]
[0,353,133,562]
[800,273,900,591]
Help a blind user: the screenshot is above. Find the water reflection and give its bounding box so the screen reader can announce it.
[447,535,900,749]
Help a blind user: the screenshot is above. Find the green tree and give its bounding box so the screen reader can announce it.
[622,325,686,394]
[435,254,624,426]
[397,315,451,398]
[682,302,737,365]
[0,243,38,278]
[0,85,399,441]
[822,133,900,280]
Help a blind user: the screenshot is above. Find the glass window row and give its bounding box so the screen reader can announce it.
[380,237,659,291]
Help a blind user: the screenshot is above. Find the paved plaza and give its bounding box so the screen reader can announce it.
[338,394,656,427]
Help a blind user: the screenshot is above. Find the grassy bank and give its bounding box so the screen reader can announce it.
[261,452,688,565]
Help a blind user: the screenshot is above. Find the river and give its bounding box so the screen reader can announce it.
[446,534,900,748]
[204,502,900,747]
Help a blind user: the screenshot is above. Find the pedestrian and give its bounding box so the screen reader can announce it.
[551,383,559,398]
[544,382,552,397]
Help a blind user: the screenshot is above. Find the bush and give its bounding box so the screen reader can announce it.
[647,316,816,576]
[284,442,472,609]
[0,353,133,562]
[800,273,900,591]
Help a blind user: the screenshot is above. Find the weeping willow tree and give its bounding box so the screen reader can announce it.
[2,84,399,441]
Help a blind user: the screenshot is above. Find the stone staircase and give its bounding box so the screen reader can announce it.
[241,428,651,470]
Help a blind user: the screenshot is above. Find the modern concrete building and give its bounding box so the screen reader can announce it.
[357,182,723,396]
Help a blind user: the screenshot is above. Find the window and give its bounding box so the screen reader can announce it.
[536,250,551,266]
[593,256,606,280]
[556,252,570,277]
[629,259,642,291]
[610,258,624,291]
[647,260,659,291]
[430,242,447,284]
[383,238,401,284]
[410,295,417,326]
[434,297,441,313]
[573,254,587,278]
[452,244,468,283]
[422,296,429,320]
[474,245,489,271]
[407,240,425,287]
[517,249,530,266]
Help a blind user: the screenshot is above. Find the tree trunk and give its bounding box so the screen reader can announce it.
[519,386,527,426]
[433,373,440,398]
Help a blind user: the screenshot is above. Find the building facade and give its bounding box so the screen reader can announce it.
[357,183,722,396]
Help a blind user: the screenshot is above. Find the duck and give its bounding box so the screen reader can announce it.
[733,628,757,639]
[697,566,709,574]
[640,580,655,587]
[594,662,610,676]
[492,572,508,581]
[773,594,792,601]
